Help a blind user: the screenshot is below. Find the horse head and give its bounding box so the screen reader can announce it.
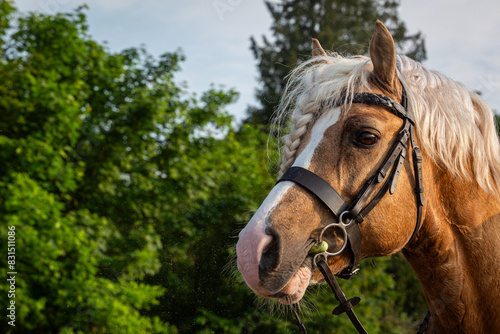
[237,18,500,333]
[237,21,421,305]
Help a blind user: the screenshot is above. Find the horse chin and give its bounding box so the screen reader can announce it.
[270,255,351,305]
[273,266,312,305]
[305,254,352,285]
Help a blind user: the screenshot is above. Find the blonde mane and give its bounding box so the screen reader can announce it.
[274,54,500,193]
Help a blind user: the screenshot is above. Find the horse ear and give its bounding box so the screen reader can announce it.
[369,20,398,90]
[312,38,327,57]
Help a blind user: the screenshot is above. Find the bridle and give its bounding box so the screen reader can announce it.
[275,89,425,333]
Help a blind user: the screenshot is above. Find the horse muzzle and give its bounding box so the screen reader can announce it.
[236,215,313,304]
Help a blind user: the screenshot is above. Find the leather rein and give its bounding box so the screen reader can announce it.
[276,91,425,333]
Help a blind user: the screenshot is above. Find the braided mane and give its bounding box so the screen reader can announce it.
[273,54,500,193]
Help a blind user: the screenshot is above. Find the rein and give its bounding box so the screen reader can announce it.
[276,91,424,333]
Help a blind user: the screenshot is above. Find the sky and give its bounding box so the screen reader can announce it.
[13,0,500,123]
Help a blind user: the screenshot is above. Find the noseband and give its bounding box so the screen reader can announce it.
[276,91,424,333]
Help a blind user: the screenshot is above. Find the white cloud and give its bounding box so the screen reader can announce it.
[90,0,140,11]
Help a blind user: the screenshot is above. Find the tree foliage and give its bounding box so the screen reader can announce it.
[246,0,427,125]
[0,1,429,333]
[0,2,268,332]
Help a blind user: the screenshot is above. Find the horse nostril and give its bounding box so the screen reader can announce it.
[259,226,281,272]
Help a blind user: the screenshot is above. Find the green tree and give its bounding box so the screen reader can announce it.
[0,1,429,333]
[0,1,271,332]
[0,2,179,332]
[0,2,292,332]
[246,0,426,125]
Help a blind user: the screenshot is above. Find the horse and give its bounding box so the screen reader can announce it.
[236,21,500,333]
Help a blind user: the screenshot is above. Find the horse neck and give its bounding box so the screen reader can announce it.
[403,169,500,333]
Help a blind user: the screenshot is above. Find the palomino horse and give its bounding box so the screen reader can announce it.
[236,21,500,333]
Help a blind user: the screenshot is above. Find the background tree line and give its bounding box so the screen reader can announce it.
[0,0,496,333]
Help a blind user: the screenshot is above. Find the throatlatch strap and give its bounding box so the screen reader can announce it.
[278,167,349,218]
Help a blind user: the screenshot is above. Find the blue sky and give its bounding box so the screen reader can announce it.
[14,0,500,122]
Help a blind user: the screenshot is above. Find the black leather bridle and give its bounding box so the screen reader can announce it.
[276,90,425,333]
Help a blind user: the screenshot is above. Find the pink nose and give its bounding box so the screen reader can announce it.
[236,217,273,297]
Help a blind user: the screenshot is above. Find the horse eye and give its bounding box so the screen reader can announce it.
[355,132,379,147]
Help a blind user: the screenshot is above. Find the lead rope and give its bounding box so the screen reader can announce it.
[317,260,367,333]
[291,303,307,334]
[291,259,367,334]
